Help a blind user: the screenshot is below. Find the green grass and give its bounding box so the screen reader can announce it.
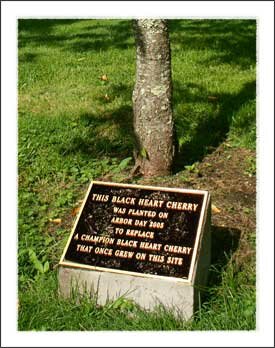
[168,19,256,164]
[18,19,256,330]
[18,242,255,331]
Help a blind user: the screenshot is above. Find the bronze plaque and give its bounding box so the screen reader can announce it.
[59,181,209,281]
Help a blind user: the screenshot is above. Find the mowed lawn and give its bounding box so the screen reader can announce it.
[18,19,256,330]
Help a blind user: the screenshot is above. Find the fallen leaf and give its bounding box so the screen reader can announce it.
[211,204,221,213]
[100,74,108,81]
[71,206,81,216]
[208,96,218,101]
[49,218,62,224]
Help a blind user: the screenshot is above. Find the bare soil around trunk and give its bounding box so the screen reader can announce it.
[139,141,256,269]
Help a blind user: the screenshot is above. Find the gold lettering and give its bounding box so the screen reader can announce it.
[125,229,154,239]
[158,211,169,219]
[138,198,164,208]
[135,252,147,260]
[113,206,126,214]
[149,221,164,229]
[80,235,115,245]
[140,241,162,251]
[166,201,199,212]
[134,219,148,227]
[166,256,183,265]
[116,239,138,248]
[163,244,192,255]
[111,196,136,205]
[111,217,133,225]
[92,194,109,202]
[114,249,135,259]
[76,244,93,253]
[128,208,157,218]
[148,254,165,263]
[115,227,124,235]
[94,247,113,256]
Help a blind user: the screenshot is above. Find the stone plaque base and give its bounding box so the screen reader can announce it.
[58,192,211,319]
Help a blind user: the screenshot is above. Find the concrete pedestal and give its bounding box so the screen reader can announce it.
[58,195,211,319]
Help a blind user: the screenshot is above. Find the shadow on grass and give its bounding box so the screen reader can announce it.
[58,105,135,159]
[173,80,256,170]
[169,19,256,69]
[200,225,241,303]
[67,76,255,169]
[18,52,38,63]
[170,19,256,170]
[18,19,79,33]
[18,19,134,52]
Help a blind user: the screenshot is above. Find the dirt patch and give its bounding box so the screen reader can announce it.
[138,142,256,266]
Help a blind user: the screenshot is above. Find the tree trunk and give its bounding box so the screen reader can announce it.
[132,19,174,177]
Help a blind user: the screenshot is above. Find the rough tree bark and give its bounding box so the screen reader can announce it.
[132,19,174,177]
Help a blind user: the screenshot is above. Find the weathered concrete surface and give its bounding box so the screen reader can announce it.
[58,195,211,320]
[59,266,195,319]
